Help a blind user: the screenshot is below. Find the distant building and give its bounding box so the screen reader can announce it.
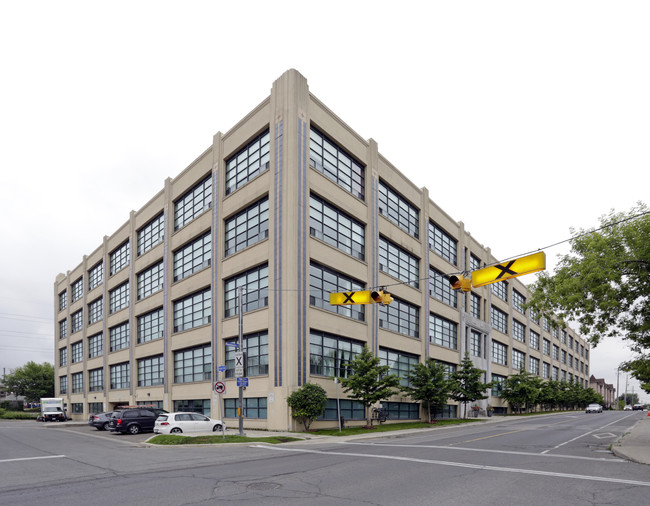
[54,69,592,430]
[589,375,616,408]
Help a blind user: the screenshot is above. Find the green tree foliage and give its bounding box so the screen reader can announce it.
[286,383,328,431]
[500,368,542,413]
[448,352,489,418]
[400,358,449,421]
[528,203,650,392]
[339,345,400,426]
[3,362,54,402]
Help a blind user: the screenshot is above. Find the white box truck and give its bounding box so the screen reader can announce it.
[38,398,67,422]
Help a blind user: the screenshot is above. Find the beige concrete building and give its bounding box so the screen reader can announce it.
[589,375,616,408]
[54,69,591,430]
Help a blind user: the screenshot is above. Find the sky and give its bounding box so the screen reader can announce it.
[0,1,647,401]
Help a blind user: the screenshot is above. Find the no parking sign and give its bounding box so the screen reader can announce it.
[214,381,226,394]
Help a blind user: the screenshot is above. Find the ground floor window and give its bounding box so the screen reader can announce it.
[383,401,420,420]
[173,399,210,416]
[71,403,84,414]
[317,399,365,421]
[432,404,457,419]
[137,400,163,410]
[88,402,103,414]
[224,397,267,419]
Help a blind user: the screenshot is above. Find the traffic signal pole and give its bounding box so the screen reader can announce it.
[238,287,245,436]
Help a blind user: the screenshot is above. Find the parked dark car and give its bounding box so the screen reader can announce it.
[108,408,163,435]
[88,412,114,431]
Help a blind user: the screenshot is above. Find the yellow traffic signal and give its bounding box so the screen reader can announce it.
[449,275,471,292]
[381,292,393,305]
[370,290,394,305]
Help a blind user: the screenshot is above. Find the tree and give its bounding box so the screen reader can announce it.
[447,352,489,418]
[286,383,328,431]
[617,392,640,406]
[528,203,650,392]
[500,368,541,414]
[400,358,449,421]
[3,362,54,402]
[339,345,400,426]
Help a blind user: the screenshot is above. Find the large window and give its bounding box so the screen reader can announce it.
[530,330,540,350]
[469,330,482,357]
[310,330,363,378]
[470,292,481,319]
[88,262,103,291]
[110,362,130,389]
[379,237,419,288]
[71,341,83,363]
[512,349,526,371]
[383,401,420,420]
[137,213,164,256]
[88,368,103,392]
[309,194,364,260]
[88,333,103,358]
[59,375,68,395]
[492,340,508,366]
[71,310,83,334]
[309,262,365,321]
[224,197,269,257]
[513,290,526,314]
[59,347,67,367]
[225,130,271,195]
[379,348,419,387]
[224,265,268,318]
[174,399,210,416]
[309,127,364,199]
[379,297,419,338]
[88,298,103,325]
[138,355,164,386]
[491,306,508,334]
[109,322,129,352]
[109,282,129,314]
[174,344,211,383]
[429,267,457,308]
[543,338,551,355]
[491,281,508,301]
[491,374,506,396]
[529,356,540,375]
[71,277,83,302]
[225,332,269,378]
[59,319,67,339]
[137,307,164,343]
[318,399,365,421]
[137,262,164,300]
[428,222,457,265]
[173,288,211,332]
[71,372,83,393]
[429,314,457,350]
[224,397,267,419]
[109,241,130,275]
[59,290,67,311]
[174,175,212,230]
[378,181,419,238]
[513,319,526,343]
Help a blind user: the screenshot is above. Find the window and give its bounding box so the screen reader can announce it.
[173,232,211,282]
[88,297,103,325]
[88,262,103,291]
[59,375,67,395]
[378,181,419,238]
[109,282,129,313]
[137,307,164,343]
[491,306,508,334]
[437,360,457,379]
[526,356,539,375]
[542,362,550,379]
[553,344,559,360]
[174,288,211,332]
[543,338,551,355]
[428,222,457,265]
[379,237,419,288]
[552,366,559,381]
[71,310,83,333]
[379,296,419,338]
[174,399,210,416]
[512,290,526,314]
[88,333,103,358]
[429,267,457,308]
[71,277,83,302]
[513,320,526,343]
[88,402,103,414]
[137,213,164,256]
[530,330,540,350]
[71,341,83,363]
[318,399,365,421]
[470,293,481,319]
[491,374,506,396]
[138,355,164,386]
[469,330,482,357]
[309,194,364,260]
[561,330,567,344]
[383,401,420,420]
[492,340,508,366]
[174,344,211,383]
[109,241,130,275]
[71,403,83,414]
[553,327,559,340]
[174,175,212,230]
[72,372,83,393]
[470,254,481,272]
[137,261,164,300]
[309,262,365,321]
[491,281,508,301]
[59,319,68,339]
[225,197,269,256]
[109,322,129,352]
[429,314,457,350]
[59,347,68,367]
[225,332,268,378]
[88,368,103,392]
[309,127,364,199]
[225,130,271,195]
[512,349,526,371]
[530,308,540,324]
[310,331,363,378]
[59,290,67,311]
[224,397,267,419]
[110,362,130,389]
[379,348,419,387]
[543,317,550,332]
[561,349,567,364]
[224,265,268,318]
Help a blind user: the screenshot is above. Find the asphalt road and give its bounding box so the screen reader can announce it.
[1,411,648,505]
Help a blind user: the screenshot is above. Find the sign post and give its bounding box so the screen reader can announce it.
[237,287,245,436]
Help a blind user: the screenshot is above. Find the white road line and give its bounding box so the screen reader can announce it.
[0,455,66,464]
[252,445,650,488]
[338,441,625,462]
[540,413,637,454]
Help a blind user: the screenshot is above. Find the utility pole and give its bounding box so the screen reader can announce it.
[237,287,245,436]
[616,366,620,410]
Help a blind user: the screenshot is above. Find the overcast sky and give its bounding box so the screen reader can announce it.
[1,1,647,401]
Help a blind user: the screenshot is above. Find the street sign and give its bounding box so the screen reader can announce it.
[329,290,373,305]
[235,351,245,378]
[226,342,239,348]
[217,365,227,372]
[236,377,249,387]
[214,381,226,394]
[471,251,546,288]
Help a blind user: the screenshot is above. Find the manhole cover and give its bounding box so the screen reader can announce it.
[247,482,281,491]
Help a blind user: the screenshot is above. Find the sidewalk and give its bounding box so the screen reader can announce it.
[612,414,650,465]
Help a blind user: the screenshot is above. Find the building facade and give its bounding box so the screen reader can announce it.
[589,375,616,408]
[53,69,591,430]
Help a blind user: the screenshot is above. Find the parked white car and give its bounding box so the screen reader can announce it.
[154,412,226,434]
[585,403,603,413]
